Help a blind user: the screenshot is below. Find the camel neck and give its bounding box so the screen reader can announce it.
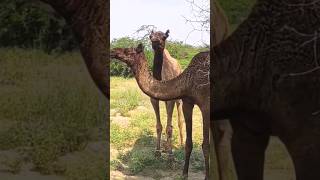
[213,24,262,77]
[213,19,267,114]
[131,53,186,101]
[163,49,172,59]
[153,50,164,80]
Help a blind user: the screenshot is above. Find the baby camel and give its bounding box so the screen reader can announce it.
[149,30,184,157]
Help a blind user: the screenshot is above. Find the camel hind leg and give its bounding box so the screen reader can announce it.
[200,107,210,180]
[151,98,162,157]
[176,100,184,146]
[284,129,320,180]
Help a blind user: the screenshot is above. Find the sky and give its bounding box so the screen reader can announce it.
[110,0,210,46]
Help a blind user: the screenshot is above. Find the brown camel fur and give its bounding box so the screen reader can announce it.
[40,0,109,98]
[213,0,320,180]
[149,30,184,156]
[110,44,211,179]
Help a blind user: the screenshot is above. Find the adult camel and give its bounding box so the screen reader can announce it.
[149,30,184,157]
[213,0,320,180]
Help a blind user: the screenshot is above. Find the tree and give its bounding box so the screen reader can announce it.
[0,0,77,52]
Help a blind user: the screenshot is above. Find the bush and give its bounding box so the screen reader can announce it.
[218,0,256,30]
[110,37,205,77]
[110,37,153,77]
[0,0,77,52]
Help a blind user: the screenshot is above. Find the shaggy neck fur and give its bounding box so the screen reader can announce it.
[152,50,164,80]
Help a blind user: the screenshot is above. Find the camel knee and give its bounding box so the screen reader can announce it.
[166,125,173,138]
[215,121,233,140]
[156,124,163,134]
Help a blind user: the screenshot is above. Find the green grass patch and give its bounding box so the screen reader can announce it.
[0,48,107,176]
[110,77,205,177]
[110,88,141,116]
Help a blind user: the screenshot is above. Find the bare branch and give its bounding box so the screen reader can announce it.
[183,0,209,45]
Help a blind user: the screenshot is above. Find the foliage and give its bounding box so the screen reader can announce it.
[110,37,205,77]
[218,0,256,30]
[0,0,77,52]
[110,37,152,78]
[0,48,106,175]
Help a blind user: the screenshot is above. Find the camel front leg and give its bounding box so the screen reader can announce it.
[182,101,194,178]
[212,119,233,180]
[176,100,184,146]
[231,121,269,180]
[151,98,162,157]
[165,100,175,157]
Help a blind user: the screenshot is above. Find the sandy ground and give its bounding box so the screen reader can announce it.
[111,170,204,180]
[0,141,106,180]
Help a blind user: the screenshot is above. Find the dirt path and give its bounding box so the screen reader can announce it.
[0,170,64,180]
[111,170,204,180]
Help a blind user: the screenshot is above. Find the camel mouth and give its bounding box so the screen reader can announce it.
[151,42,164,50]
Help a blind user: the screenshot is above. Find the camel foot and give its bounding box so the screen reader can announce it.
[168,153,175,160]
[181,173,188,180]
[155,150,161,158]
[167,153,176,168]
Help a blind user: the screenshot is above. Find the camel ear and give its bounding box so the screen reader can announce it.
[136,43,144,53]
[165,29,170,38]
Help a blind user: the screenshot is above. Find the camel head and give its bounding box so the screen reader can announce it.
[110,43,145,66]
[149,29,169,51]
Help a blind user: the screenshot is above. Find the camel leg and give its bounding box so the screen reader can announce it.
[165,100,175,156]
[176,100,184,146]
[182,102,194,178]
[212,120,233,180]
[151,98,162,157]
[201,109,210,180]
[283,130,320,180]
[231,121,269,180]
